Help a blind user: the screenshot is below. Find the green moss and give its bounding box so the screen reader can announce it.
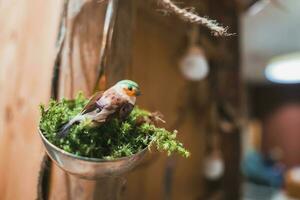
[39,93,190,159]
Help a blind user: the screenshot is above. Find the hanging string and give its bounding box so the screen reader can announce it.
[157,0,230,37]
[187,25,199,47]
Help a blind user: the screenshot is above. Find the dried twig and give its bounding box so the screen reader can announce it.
[157,0,230,36]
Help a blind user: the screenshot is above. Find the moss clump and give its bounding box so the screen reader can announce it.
[39,93,190,159]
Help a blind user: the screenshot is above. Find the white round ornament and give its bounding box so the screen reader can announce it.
[179,46,209,81]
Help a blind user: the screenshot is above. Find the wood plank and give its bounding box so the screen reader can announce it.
[50,1,109,199]
[123,0,241,199]
[123,3,207,199]
[0,1,63,199]
[49,0,135,199]
[107,0,135,85]
[206,0,242,199]
[58,0,107,99]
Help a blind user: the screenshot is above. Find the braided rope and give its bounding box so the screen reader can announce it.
[158,0,230,36]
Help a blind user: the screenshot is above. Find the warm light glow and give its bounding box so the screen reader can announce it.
[265,53,300,83]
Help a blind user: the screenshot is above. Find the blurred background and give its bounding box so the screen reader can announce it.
[0,0,300,199]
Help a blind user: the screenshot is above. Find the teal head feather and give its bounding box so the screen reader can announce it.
[116,80,141,96]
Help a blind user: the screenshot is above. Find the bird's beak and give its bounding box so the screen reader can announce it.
[135,90,141,96]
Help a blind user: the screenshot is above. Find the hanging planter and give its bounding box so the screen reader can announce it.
[38,93,189,180]
[38,128,148,180]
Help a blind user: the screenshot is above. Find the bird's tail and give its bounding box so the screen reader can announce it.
[57,115,82,138]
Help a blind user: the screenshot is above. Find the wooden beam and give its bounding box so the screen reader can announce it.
[48,0,135,199]
[0,1,63,199]
[206,0,242,199]
[107,0,135,85]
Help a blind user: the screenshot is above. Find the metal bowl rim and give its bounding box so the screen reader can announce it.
[38,128,149,163]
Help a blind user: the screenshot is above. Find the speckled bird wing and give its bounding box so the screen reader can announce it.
[93,90,134,123]
[81,91,103,115]
[118,103,134,121]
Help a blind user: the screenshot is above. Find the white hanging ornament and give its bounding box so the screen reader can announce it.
[179,46,209,81]
[203,151,224,181]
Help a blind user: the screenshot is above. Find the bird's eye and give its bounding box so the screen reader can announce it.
[128,86,133,91]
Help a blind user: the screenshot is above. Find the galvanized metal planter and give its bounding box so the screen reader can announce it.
[39,128,148,199]
[39,129,148,180]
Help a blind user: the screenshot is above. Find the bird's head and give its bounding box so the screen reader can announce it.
[116,80,141,97]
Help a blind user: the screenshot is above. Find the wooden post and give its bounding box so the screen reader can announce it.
[49,0,135,199]
[0,1,63,199]
[107,0,135,85]
[206,0,241,199]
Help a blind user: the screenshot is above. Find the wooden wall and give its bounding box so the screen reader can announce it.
[0,0,240,199]
[123,1,241,199]
[0,1,62,199]
[123,2,209,199]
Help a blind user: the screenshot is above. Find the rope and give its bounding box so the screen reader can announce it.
[157,0,230,36]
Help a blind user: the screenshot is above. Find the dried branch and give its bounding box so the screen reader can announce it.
[157,0,230,36]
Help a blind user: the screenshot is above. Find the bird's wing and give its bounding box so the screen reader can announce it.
[93,94,134,123]
[119,102,134,121]
[81,91,103,114]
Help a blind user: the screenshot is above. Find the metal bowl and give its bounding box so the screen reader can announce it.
[38,129,148,180]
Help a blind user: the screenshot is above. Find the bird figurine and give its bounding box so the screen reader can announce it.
[57,80,141,138]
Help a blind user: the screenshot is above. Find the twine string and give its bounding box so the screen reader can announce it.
[157,0,230,37]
